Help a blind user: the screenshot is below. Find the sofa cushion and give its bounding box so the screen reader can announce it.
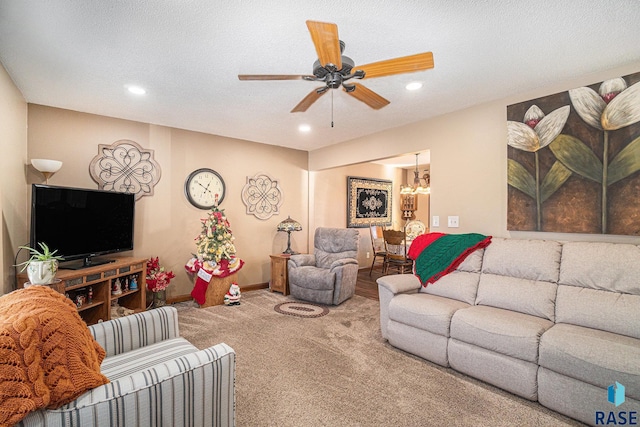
[555,285,640,340]
[456,248,485,273]
[448,338,539,401]
[559,241,640,295]
[475,273,557,321]
[101,337,198,381]
[420,270,481,305]
[389,293,470,337]
[450,305,553,363]
[539,323,640,400]
[481,238,561,283]
[314,228,358,269]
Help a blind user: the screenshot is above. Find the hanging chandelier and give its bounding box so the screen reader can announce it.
[400,153,430,195]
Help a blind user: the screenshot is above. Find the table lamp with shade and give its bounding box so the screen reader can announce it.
[277,216,302,255]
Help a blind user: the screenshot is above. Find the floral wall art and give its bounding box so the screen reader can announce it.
[507,71,640,235]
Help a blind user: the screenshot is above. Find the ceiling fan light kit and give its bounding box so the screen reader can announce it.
[238,20,434,115]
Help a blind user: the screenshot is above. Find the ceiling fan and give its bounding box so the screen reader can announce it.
[238,20,434,113]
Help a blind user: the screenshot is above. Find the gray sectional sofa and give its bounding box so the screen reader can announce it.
[377,237,640,426]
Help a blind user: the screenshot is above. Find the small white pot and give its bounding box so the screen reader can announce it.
[26,260,59,285]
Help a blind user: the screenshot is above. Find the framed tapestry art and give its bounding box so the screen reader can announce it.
[347,177,392,228]
[507,70,640,235]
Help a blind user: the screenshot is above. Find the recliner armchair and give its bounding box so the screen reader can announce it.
[288,227,359,305]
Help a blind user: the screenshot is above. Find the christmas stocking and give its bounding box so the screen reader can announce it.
[191,267,213,305]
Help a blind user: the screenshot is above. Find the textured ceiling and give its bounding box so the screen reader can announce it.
[1,1,640,153]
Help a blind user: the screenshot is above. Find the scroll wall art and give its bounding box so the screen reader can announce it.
[507,70,640,235]
[241,172,283,220]
[347,177,392,228]
[89,139,161,200]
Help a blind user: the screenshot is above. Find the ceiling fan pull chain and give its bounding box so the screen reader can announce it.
[331,90,334,128]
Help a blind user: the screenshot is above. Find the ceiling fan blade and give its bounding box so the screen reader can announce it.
[306,20,342,70]
[345,83,390,110]
[355,52,434,79]
[238,74,314,81]
[291,87,328,113]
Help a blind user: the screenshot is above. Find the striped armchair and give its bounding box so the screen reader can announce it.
[18,306,235,427]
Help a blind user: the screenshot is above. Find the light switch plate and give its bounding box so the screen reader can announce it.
[448,216,459,228]
[432,216,439,227]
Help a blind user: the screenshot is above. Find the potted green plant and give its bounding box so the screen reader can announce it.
[16,242,64,285]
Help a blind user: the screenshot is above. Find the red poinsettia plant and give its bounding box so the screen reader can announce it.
[146,257,175,292]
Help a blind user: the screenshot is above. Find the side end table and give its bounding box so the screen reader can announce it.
[269,254,290,295]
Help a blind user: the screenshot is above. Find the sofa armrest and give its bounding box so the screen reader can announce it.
[19,343,236,427]
[89,306,180,357]
[329,258,358,271]
[376,275,421,340]
[288,254,316,268]
[377,274,421,294]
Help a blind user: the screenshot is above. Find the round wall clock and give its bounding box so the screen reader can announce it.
[184,168,226,209]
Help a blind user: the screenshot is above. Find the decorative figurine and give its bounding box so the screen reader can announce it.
[75,294,85,308]
[112,278,122,295]
[224,283,241,306]
[88,286,93,304]
[129,276,138,290]
[123,277,129,292]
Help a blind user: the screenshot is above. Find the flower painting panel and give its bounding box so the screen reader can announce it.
[507,70,640,235]
[347,177,392,228]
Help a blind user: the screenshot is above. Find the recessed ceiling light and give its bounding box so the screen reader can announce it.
[405,82,423,91]
[299,124,311,132]
[127,85,146,95]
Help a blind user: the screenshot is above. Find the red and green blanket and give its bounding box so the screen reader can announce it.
[408,232,492,286]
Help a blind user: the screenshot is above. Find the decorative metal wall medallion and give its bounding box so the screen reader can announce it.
[89,140,161,200]
[241,173,283,220]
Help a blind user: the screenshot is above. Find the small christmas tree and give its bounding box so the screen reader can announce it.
[195,205,237,264]
[186,204,244,305]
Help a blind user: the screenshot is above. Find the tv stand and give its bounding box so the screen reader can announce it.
[62,256,116,270]
[18,256,147,325]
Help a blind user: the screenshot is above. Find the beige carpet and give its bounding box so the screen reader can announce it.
[176,290,585,426]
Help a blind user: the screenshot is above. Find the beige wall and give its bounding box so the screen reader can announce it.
[310,60,640,245]
[0,63,28,294]
[26,105,309,299]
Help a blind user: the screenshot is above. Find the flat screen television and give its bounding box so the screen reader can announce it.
[30,184,135,269]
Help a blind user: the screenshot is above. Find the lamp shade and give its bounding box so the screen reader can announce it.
[31,159,63,173]
[277,216,302,232]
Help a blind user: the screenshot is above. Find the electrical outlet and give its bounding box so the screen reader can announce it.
[432,216,440,227]
[366,251,370,259]
[448,216,459,228]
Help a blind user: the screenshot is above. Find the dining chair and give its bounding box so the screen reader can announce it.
[369,224,387,275]
[382,228,413,274]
